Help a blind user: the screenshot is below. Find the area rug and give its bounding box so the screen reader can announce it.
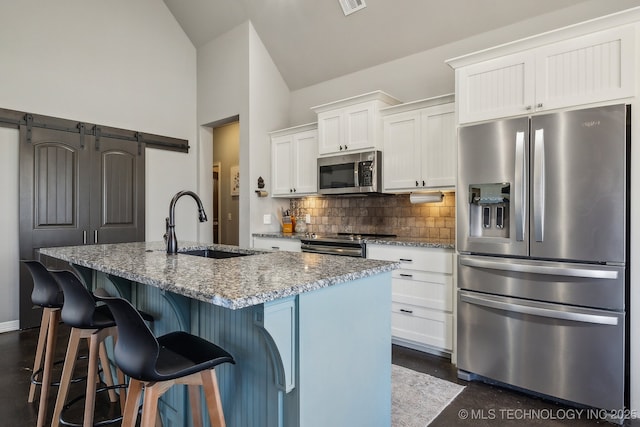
[392,364,465,427]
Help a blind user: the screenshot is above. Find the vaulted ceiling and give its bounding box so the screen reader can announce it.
[163,0,623,91]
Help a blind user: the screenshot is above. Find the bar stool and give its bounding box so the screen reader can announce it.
[50,270,123,427]
[22,260,65,427]
[97,295,235,427]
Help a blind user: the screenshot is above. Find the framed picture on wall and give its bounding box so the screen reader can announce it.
[230,165,239,196]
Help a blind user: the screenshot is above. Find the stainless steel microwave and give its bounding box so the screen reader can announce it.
[317,151,381,195]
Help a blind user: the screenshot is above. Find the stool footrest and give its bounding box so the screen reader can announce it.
[59,383,127,427]
[31,355,91,388]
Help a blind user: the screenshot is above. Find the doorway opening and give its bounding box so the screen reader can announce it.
[211,120,240,246]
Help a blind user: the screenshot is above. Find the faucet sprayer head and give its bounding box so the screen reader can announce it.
[198,209,208,223]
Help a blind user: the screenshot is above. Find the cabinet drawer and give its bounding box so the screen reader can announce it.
[391,302,453,351]
[367,245,453,274]
[392,273,452,311]
[253,237,301,252]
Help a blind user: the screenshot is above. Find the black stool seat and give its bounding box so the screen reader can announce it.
[50,270,125,427]
[97,296,235,427]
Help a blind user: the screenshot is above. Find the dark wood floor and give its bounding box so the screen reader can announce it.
[2,325,638,426]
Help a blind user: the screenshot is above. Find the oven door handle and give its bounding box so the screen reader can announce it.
[301,243,363,257]
[459,256,618,280]
[459,291,619,326]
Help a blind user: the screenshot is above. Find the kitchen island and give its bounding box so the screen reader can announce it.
[39,241,398,427]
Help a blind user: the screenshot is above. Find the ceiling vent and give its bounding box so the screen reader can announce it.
[338,0,366,16]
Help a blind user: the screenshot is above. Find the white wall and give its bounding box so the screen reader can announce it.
[0,128,20,328]
[0,0,197,326]
[247,23,292,240]
[197,22,290,247]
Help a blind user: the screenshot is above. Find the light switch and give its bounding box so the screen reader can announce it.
[305,214,311,224]
[263,214,271,225]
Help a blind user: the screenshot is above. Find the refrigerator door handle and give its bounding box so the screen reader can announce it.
[514,131,526,241]
[459,256,619,279]
[459,291,619,326]
[533,128,545,242]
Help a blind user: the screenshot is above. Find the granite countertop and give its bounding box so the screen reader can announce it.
[39,241,398,310]
[253,232,455,250]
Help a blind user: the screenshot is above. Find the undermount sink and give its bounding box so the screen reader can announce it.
[181,249,251,259]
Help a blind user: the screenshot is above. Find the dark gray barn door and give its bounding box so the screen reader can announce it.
[19,126,145,328]
[90,134,145,244]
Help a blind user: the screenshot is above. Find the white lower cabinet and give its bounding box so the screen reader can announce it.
[367,244,454,354]
[253,236,301,252]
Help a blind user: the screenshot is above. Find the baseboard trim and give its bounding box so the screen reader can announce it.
[0,320,20,334]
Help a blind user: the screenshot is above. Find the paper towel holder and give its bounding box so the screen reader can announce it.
[410,191,443,204]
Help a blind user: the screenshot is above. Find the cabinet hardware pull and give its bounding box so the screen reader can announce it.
[525,105,532,111]
[94,230,98,244]
[271,246,280,250]
[290,189,293,192]
[400,309,413,314]
[399,273,413,278]
[415,181,419,186]
[537,103,543,108]
[293,188,296,192]
[422,180,425,186]
[83,230,87,245]
[344,145,347,150]
[339,145,343,150]
[399,258,413,262]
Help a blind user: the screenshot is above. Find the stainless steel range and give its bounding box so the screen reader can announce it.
[300,233,396,257]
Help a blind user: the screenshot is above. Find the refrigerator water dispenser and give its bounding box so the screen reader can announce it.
[468,183,510,238]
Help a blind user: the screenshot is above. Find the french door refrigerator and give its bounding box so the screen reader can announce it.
[456,104,629,412]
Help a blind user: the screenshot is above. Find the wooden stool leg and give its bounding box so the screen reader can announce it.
[112,331,127,410]
[140,382,173,427]
[97,337,118,402]
[29,308,51,403]
[188,384,204,427]
[51,327,82,427]
[83,332,101,427]
[201,369,226,427]
[121,379,143,427]
[36,308,60,427]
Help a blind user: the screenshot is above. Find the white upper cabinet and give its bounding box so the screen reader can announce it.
[534,26,635,111]
[382,95,456,192]
[271,123,318,197]
[312,91,401,155]
[453,25,636,124]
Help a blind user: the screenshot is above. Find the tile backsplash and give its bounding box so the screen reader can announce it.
[290,192,455,241]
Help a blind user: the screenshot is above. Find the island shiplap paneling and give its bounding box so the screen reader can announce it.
[194,301,285,427]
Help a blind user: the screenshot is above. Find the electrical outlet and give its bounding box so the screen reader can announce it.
[263,214,271,225]
[228,212,232,221]
[305,214,311,224]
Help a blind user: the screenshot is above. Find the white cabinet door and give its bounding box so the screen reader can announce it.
[382,110,422,191]
[382,100,456,192]
[343,102,376,152]
[534,26,635,112]
[292,130,318,195]
[457,51,535,124]
[271,135,294,196]
[271,124,318,197]
[421,103,456,188]
[317,110,343,155]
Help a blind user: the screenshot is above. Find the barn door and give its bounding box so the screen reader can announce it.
[19,125,90,328]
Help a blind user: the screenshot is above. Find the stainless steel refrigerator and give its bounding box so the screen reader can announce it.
[456,104,629,411]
